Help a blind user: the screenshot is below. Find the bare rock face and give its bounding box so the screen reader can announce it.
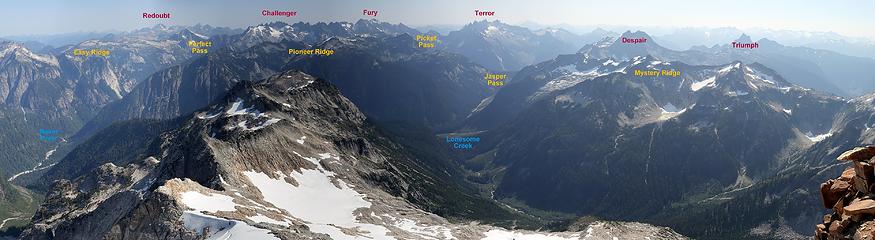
[816,146,875,239]
[21,159,160,239]
[0,41,127,117]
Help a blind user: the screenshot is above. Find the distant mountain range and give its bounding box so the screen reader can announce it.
[656,27,875,60]
[439,20,610,71]
[576,31,875,97]
[4,19,875,239]
[520,23,875,60]
[77,20,498,138]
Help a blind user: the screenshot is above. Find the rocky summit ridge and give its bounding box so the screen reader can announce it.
[818,146,875,239]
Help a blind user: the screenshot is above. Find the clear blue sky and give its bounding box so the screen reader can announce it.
[1,0,872,39]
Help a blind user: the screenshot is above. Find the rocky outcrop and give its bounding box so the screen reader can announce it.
[21,158,160,239]
[816,146,875,239]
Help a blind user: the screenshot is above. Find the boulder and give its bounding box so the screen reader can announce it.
[829,214,851,235]
[844,199,875,215]
[842,167,856,181]
[856,161,875,179]
[839,146,875,161]
[823,180,849,208]
[816,223,827,239]
[833,179,852,193]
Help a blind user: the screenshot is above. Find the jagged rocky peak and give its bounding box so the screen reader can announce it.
[245,21,290,34]
[236,19,417,49]
[618,30,654,42]
[351,18,420,36]
[175,28,209,41]
[595,30,656,48]
[465,19,503,28]
[816,146,875,239]
[354,18,380,25]
[460,20,518,35]
[265,21,291,29]
[735,33,753,43]
[353,18,392,31]
[241,22,292,39]
[577,30,666,61]
[195,70,365,139]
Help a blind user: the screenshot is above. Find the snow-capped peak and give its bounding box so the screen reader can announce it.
[691,62,743,92]
[239,22,298,45]
[245,22,292,36]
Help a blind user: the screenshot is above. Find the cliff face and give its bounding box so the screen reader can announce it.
[817,146,875,239]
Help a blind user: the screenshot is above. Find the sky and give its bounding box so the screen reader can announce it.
[1,0,873,40]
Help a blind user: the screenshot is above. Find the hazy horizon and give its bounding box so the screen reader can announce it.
[1,0,873,40]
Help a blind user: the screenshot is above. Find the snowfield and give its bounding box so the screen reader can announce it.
[659,103,687,121]
[180,191,237,213]
[691,76,716,91]
[177,190,278,239]
[482,229,580,240]
[182,212,279,240]
[806,132,833,143]
[242,166,394,239]
[226,98,262,117]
